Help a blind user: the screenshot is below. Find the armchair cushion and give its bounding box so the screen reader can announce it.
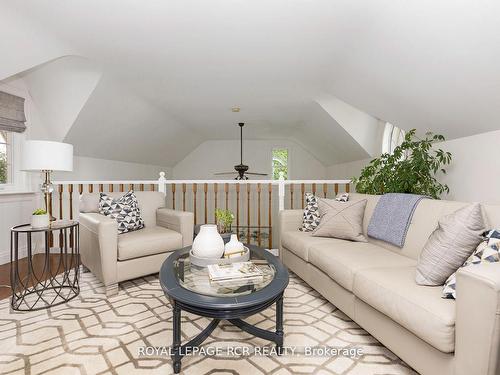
[117,226,182,260]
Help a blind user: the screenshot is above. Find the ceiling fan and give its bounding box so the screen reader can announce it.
[214,122,268,180]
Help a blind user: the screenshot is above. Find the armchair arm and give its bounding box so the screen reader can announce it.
[157,208,194,247]
[454,262,500,375]
[79,213,118,287]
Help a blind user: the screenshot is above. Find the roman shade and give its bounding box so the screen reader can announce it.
[0,91,26,133]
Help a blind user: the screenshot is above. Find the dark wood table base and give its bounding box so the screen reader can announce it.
[171,294,284,374]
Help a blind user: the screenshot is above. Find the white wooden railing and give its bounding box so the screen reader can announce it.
[51,172,352,249]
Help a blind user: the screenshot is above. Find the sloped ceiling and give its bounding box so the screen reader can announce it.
[3,0,500,166]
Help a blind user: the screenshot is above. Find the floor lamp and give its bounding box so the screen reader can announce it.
[22,140,74,220]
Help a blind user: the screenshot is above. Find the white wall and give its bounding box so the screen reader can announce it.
[327,130,500,204]
[439,129,500,204]
[53,156,171,181]
[327,158,371,180]
[172,139,326,180]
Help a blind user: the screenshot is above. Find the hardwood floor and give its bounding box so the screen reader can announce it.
[0,254,77,300]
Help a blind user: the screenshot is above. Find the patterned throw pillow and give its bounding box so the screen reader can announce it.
[99,191,145,234]
[300,193,321,232]
[335,193,349,202]
[442,229,500,299]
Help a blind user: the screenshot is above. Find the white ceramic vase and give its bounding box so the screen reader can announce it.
[31,214,49,228]
[224,234,244,255]
[192,224,224,259]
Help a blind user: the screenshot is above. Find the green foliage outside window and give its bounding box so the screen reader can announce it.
[0,131,8,184]
[0,152,6,184]
[272,148,288,180]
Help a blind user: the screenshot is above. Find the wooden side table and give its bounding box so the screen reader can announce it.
[10,220,80,311]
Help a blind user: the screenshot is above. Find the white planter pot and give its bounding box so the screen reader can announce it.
[224,234,244,255]
[31,214,49,228]
[192,224,224,259]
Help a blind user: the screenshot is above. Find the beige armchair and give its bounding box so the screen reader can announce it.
[78,191,193,296]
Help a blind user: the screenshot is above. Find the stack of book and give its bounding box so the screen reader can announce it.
[207,262,264,286]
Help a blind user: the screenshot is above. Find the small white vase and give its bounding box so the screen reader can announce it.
[192,224,224,259]
[31,214,49,228]
[224,234,244,255]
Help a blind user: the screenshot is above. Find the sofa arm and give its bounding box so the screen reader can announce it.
[454,263,500,375]
[157,208,194,247]
[278,209,303,234]
[79,213,118,287]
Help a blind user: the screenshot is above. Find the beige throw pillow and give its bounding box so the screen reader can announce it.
[312,198,367,242]
[416,203,485,286]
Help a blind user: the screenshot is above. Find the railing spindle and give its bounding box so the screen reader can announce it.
[312,183,317,197]
[224,183,229,209]
[140,183,144,191]
[247,184,251,245]
[120,184,124,192]
[150,184,155,191]
[78,184,83,195]
[68,184,74,248]
[323,183,327,198]
[58,185,63,248]
[268,183,272,249]
[346,183,350,193]
[214,183,218,223]
[290,184,294,209]
[257,183,262,247]
[334,183,339,196]
[109,184,114,192]
[88,184,93,193]
[171,183,176,210]
[235,184,240,228]
[129,183,134,191]
[182,183,186,211]
[204,183,208,224]
[193,184,197,225]
[98,184,103,193]
[301,183,305,208]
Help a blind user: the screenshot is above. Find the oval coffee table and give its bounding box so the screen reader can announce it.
[160,244,289,373]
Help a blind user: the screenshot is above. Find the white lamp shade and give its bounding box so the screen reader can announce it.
[21,140,73,172]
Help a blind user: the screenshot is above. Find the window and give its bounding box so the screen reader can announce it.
[272,148,288,180]
[382,122,405,155]
[0,130,12,184]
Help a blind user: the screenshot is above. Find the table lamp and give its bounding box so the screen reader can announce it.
[21,140,73,218]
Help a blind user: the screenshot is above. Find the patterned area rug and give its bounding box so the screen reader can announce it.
[0,271,417,375]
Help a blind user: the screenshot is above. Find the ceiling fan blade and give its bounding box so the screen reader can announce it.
[214,172,238,175]
[245,172,269,176]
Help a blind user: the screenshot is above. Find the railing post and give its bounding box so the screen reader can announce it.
[278,172,285,211]
[158,171,167,195]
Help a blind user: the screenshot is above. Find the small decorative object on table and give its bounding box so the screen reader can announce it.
[215,208,234,242]
[190,224,225,266]
[31,208,49,228]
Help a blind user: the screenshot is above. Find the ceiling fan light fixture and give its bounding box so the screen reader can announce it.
[231,106,240,112]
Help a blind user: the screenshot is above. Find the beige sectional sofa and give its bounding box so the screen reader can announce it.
[279,193,500,375]
[79,191,194,296]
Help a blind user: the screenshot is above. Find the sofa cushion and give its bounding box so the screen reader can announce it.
[312,198,367,242]
[353,266,456,353]
[308,241,416,291]
[118,226,182,260]
[281,230,346,262]
[416,203,485,286]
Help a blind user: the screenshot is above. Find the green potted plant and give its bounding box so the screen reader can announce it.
[352,129,452,199]
[215,208,234,242]
[31,208,49,228]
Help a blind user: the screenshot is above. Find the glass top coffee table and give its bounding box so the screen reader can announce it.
[160,244,289,374]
